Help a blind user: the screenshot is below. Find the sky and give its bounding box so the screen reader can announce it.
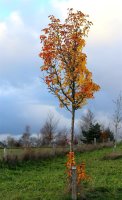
[0,0,122,139]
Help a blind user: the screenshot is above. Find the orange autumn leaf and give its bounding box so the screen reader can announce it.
[39,8,100,113]
[66,152,90,184]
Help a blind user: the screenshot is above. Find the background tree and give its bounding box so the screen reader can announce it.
[39,8,100,151]
[6,136,18,148]
[0,141,7,148]
[55,127,68,146]
[100,127,114,143]
[6,136,22,148]
[82,122,101,143]
[29,136,38,147]
[79,109,95,143]
[20,126,31,148]
[36,131,42,147]
[113,93,122,148]
[79,109,95,138]
[40,113,58,146]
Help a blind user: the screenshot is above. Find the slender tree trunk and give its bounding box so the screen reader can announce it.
[71,166,77,200]
[114,125,118,149]
[71,107,77,200]
[71,107,75,152]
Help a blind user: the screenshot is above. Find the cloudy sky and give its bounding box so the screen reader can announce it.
[0,0,122,139]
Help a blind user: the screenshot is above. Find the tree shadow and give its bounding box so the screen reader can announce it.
[85,187,122,200]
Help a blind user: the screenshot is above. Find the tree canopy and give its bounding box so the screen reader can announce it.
[39,8,100,113]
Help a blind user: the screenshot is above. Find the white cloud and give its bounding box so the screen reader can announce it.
[51,0,122,44]
[22,103,71,129]
[0,10,39,74]
[0,133,10,141]
[9,11,23,26]
[0,22,7,38]
[95,111,111,128]
[0,80,72,134]
[0,83,16,96]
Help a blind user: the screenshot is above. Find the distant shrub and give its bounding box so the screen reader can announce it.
[102,152,122,160]
[0,143,114,168]
[77,143,113,153]
[0,147,69,168]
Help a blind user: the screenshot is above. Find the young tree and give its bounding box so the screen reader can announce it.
[39,8,100,151]
[113,93,122,148]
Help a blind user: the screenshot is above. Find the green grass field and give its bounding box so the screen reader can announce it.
[0,144,122,200]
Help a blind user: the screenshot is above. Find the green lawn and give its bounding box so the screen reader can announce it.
[0,144,122,200]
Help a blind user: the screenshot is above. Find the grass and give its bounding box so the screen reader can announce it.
[77,144,122,199]
[0,143,122,199]
[0,157,66,200]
